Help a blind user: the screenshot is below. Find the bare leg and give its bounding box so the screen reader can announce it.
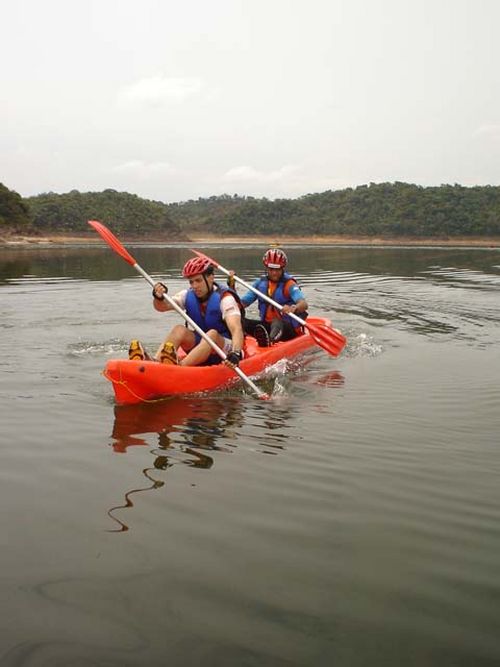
[154,325,195,360]
[181,329,226,367]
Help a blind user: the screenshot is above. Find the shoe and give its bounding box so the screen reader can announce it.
[129,339,146,361]
[254,324,270,348]
[159,341,178,365]
[269,319,284,343]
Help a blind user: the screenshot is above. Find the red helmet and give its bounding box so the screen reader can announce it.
[182,256,213,278]
[263,248,287,269]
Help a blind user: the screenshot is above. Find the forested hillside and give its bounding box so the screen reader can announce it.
[0,183,32,232]
[24,189,187,239]
[1,182,499,239]
[166,183,500,238]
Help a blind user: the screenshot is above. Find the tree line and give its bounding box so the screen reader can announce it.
[165,183,500,237]
[1,181,499,239]
[0,183,32,232]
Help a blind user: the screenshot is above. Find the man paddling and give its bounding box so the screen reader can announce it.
[233,248,308,347]
[129,256,245,368]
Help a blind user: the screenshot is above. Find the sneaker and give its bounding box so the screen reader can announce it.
[269,319,284,343]
[254,324,270,348]
[129,339,146,361]
[159,341,178,365]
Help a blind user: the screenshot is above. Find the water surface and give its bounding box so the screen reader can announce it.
[1,243,499,665]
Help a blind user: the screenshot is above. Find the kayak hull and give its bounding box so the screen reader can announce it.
[104,317,333,404]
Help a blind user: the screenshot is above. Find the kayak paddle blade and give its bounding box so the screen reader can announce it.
[88,220,137,267]
[306,321,347,357]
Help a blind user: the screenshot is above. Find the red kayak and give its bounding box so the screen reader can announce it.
[104,316,334,404]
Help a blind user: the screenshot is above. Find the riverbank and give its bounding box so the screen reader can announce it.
[188,234,500,247]
[1,233,499,247]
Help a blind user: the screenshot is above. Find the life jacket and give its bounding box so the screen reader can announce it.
[254,272,305,330]
[185,283,243,345]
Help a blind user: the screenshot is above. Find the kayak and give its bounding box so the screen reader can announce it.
[104,316,333,404]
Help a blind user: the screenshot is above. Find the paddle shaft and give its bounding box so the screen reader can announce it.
[191,249,347,357]
[200,260,310,329]
[87,221,268,399]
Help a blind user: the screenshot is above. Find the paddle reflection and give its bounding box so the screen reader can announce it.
[313,369,345,388]
[107,396,246,531]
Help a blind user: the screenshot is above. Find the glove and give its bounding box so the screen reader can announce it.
[152,282,168,300]
[226,273,236,289]
[225,350,242,366]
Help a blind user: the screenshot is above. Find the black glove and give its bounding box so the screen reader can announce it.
[152,282,168,300]
[226,350,242,366]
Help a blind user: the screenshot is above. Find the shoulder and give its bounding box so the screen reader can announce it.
[174,289,188,307]
[220,293,241,317]
[282,277,298,298]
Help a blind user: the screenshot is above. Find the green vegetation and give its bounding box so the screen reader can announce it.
[166,183,500,238]
[24,189,187,239]
[0,183,32,232]
[1,182,499,239]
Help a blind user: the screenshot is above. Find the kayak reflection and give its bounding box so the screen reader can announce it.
[107,396,247,531]
[312,369,345,388]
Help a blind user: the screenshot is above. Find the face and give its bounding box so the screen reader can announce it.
[267,267,283,282]
[188,273,213,298]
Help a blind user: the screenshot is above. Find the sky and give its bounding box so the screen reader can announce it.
[2,0,499,203]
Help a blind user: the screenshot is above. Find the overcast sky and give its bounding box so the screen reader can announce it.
[2,0,499,203]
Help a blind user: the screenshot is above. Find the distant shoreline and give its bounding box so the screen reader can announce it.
[1,233,499,248]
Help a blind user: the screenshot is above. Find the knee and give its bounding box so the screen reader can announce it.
[205,329,219,341]
[170,324,186,337]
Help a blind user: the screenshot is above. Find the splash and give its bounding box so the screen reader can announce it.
[346,332,383,358]
[67,339,127,356]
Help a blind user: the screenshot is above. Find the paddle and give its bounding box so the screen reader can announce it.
[191,250,347,357]
[88,220,269,400]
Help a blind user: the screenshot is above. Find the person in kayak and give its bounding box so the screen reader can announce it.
[129,256,245,368]
[231,248,308,347]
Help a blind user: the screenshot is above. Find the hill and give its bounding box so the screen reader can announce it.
[24,189,188,240]
[2,182,500,241]
[165,183,500,238]
[0,183,33,234]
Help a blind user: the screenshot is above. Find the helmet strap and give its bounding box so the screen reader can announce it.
[198,273,212,301]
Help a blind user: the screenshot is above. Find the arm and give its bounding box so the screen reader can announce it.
[152,283,186,312]
[281,298,308,315]
[240,291,257,308]
[223,313,245,369]
[281,284,308,315]
[220,294,245,368]
[240,279,261,308]
[225,313,245,354]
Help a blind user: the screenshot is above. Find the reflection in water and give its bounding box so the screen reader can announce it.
[312,370,345,388]
[108,397,247,531]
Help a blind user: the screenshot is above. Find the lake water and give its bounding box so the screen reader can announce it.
[1,242,499,665]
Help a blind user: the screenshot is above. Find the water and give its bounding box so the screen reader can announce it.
[1,243,499,665]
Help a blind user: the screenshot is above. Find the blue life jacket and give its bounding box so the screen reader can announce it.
[185,283,241,345]
[254,272,302,328]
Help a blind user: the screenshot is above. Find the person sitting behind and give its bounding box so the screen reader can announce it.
[238,248,308,347]
[129,256,244,369]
